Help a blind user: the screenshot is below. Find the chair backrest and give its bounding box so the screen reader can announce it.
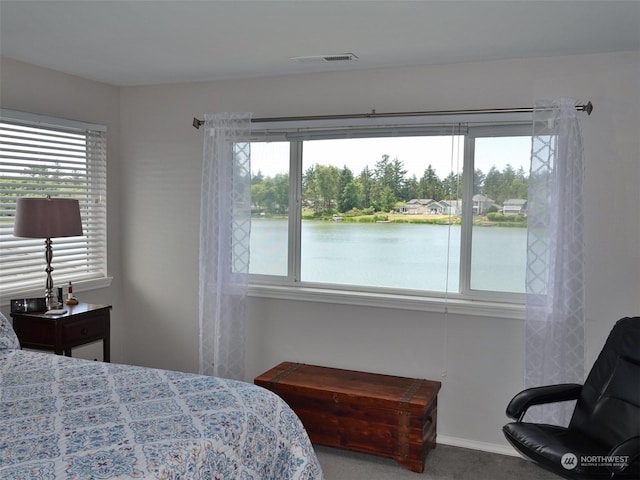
[570,317,640,448]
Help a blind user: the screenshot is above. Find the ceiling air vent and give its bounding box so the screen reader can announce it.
[290,53,358,64]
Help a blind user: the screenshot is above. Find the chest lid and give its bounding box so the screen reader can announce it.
[255,362,441,415]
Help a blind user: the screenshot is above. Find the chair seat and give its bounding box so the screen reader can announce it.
[503,422,636,479]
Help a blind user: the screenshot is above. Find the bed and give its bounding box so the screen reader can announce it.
[0,313,324,479]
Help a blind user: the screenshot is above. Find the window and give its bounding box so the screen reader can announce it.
[0,110,108,299]
[247,115,531,305]
[468,130,530,297]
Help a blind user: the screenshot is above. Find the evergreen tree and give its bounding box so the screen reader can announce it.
[419,165,443,200]
[483,166,501,202]
[401,175,420,201]
[473,168,486,195]
[389,157,407,199]
[337,166,355,212]
[302,164,320,214]
[341,180,363,212]
[358,166,374,209]
[442,172,461,200]
[252,169,264,185]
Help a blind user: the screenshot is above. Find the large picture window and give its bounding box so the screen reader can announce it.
[0,110,108,299]
[248,116,531,306]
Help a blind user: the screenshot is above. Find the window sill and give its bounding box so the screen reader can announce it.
[0,277,113,307]
[248,284,525,320]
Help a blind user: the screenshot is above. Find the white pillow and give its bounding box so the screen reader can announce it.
[0,311,20,350]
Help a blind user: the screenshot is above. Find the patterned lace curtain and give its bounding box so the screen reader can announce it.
[525,99,585,425]
[199,113,252,380]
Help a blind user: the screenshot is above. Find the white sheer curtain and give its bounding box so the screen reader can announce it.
[525,99,586,425]
[199,113,252,380]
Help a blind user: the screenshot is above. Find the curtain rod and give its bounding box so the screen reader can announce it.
[191,101,593,129]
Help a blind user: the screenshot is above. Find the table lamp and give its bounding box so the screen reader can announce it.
[13,196,83,309]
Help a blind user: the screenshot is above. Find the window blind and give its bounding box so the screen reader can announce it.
[0,112,107,297]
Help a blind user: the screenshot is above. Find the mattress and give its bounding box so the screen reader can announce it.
[0,340,323,479]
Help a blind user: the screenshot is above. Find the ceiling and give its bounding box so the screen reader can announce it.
[1,0,639,87]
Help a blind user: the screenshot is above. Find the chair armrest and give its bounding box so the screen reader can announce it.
[506,383,583,421]
[607,436,640,475]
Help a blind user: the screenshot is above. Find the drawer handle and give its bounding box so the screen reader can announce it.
[81,328,88,335]
[332,393,339,404]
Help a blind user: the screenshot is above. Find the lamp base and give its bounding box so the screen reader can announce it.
[47,299,63,309]
[44,237,56,309]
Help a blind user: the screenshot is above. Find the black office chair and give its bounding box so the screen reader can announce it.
[503,317,640,479]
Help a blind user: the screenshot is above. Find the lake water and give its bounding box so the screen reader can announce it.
[250,218,527,293]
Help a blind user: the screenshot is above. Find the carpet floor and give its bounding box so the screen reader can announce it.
[314,443,561,480]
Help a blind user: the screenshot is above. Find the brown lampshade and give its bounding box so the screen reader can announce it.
[14,197,83,238]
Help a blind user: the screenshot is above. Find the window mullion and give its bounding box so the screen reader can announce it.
[288,141,302,283]
[459,134,475,295]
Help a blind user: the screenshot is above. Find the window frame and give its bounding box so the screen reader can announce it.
[247,113,532,316]
[459,124,531,305]
[0,109,110,303]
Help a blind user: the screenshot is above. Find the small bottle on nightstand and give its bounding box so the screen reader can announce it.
[65,281,79,306]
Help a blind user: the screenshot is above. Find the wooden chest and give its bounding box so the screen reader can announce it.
[254,362,441,473]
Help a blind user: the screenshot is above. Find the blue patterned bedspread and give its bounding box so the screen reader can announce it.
[0,349,324,479]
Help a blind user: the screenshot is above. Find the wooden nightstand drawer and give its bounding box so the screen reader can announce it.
[63,317,106,344]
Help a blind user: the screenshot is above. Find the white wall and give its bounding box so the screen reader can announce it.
[0,57,124,362]
[2,50,639,453]
[118,51,640,452]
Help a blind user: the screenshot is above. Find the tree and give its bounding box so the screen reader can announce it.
[373,186,396,213]
[389,158,407,199]
[252,173,289,215]
[473,168,485,195]
[302,165,320,213]
[271,173,289,214]
[401,175,420,201]
[483,166,501,202]
[419,165,443,200]
[480,164,528,205]
[295,157,529,217]
[251,169,264,185]
[341,180,363,212]
[337,166,355,212]
[315,164,340,215]
[371,155,393,211]
[251,182,267,213]
[442,172,461,200]
[511,166,528,199]
[373,155,391,187]
[358,166,374,209]
[493,164,516,204]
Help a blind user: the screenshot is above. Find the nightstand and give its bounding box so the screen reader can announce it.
[11,303,111,362]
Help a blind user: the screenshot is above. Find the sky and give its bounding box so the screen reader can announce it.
[251,135,531,180]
